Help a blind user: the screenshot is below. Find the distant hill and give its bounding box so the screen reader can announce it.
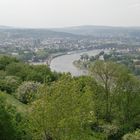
[52,25,140,37]
[1,25,140,39]
[0,28,82,39]
[0,25,13,29]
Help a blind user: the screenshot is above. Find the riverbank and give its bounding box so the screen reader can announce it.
[31,48,106,65]
[30,52,67,65]
[50,49,108,76]
[31,49,109,76]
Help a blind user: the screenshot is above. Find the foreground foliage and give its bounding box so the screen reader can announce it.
[0,56,140,139]
[28,75,105,140]
[122,129,140,140]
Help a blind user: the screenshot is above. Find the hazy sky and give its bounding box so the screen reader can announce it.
[0,0,140,28]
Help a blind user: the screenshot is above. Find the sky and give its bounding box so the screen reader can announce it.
[0,0,140,28]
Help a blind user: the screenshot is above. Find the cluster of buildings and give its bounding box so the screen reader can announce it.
[0,29,140,63]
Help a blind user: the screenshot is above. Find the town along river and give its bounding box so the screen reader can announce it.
[50,49,108,76]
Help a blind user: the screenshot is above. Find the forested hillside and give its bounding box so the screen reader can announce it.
[0,56,140,140]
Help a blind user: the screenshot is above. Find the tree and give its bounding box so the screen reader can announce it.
[89,60,140,138]
[115,72,140,131]
[99,51,104,56]
[6,62,30,81]
[122,129,140,140]
[0,93,22,139]
[27,65,53,83]
[28,75,101,140]
[90,56,96,61]
[0,56,19,70]
[15,81,41,104]
[80,53,89,61]
[35,50,49,61]
[103,54,112,61]
[0,76,21,94]
[90,60,121,122]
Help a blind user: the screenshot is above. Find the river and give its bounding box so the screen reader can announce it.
[50,49,108,76]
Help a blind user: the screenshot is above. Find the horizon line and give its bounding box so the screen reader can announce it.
[0,24,140,29]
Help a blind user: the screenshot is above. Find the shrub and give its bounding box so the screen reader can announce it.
[15,81,41,104]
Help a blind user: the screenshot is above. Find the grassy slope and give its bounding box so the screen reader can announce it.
[3,93,27,113]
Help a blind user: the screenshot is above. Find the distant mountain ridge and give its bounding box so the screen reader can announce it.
[0,28,83,39]
[0,25,13,29]
[51,25,140,37]
[1,25,140,38]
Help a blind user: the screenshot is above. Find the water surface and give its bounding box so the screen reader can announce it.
[50,49,107,76]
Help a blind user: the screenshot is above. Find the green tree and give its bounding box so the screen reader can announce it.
[122,129,140,140]
[6,62,30,81]
[115,72,140,133]
[28,75,103,140]
[27,65,53,83]
[90,60,121,122]
[0,93,23,139]
[15,81,41,104]
[0,56,19,70]
[0,76,21,94]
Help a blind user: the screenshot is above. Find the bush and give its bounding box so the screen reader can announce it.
[15,81,41,104]
[0,93,20,139]
[0,56,19,70]
[0,76,21,94]
[122,129,140,140]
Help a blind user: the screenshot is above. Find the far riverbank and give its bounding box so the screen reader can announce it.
[50,49,109,76]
